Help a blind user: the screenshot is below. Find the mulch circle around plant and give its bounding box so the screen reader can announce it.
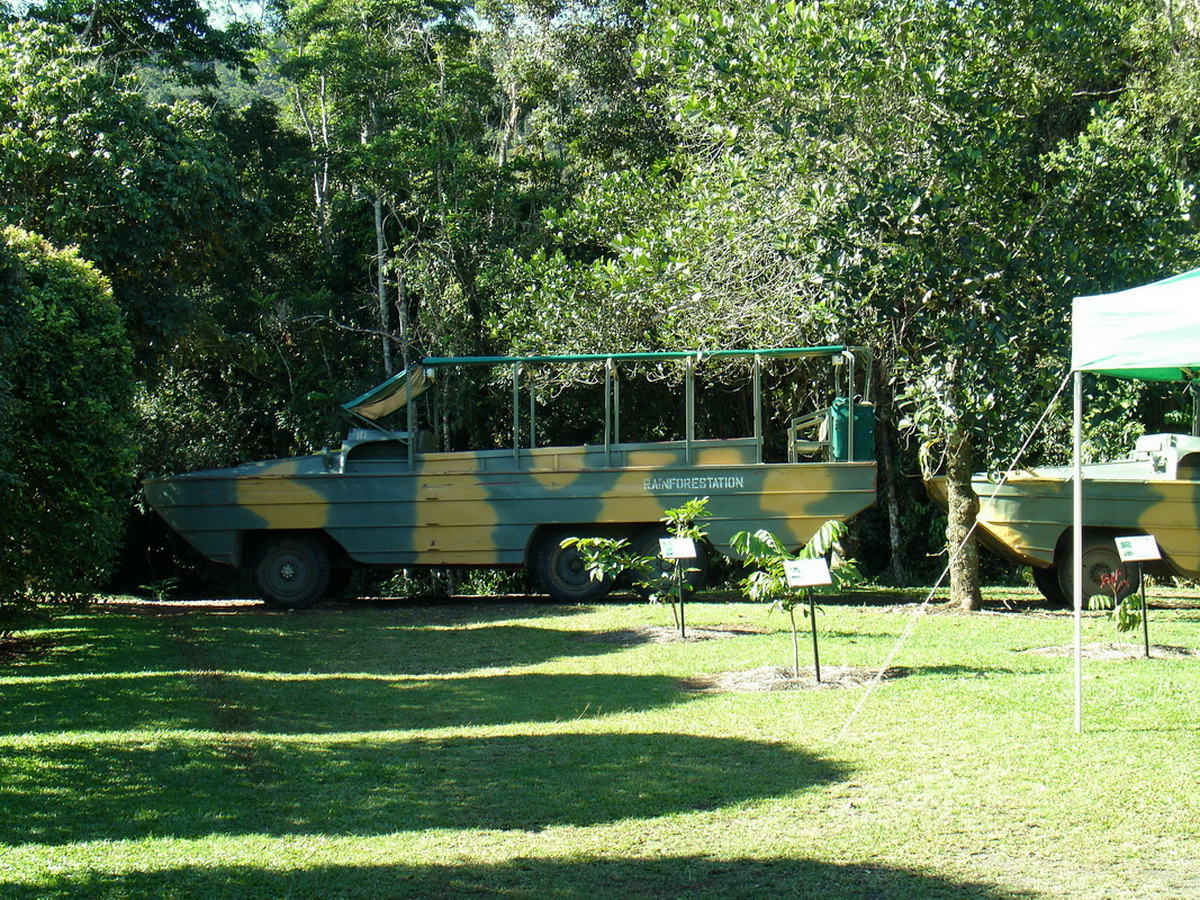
[679,665,910,692]
[578,624,770,645]
[1025,643,1200,660]
[581,625,910,691]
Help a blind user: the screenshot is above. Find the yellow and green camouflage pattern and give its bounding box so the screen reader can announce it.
[926,432,1200,603]
[143,439,875,565]
[143,347,878,607]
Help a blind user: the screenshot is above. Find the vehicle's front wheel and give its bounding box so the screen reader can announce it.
[251,534,331,610]
[534,528,614,603]
[1053,532,1140,608]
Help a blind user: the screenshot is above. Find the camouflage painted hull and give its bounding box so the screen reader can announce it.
[926,434,1200,587]
[146,440,877,570]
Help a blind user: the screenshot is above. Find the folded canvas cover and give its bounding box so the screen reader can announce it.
[342,365,432,420]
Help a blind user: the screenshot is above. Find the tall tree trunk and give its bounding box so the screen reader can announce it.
[373,196,394,376]
[497,81,521,167]
[397,269,411,372]
[945,428,982,610]
[294,81,332,259]
[876,385,907,584]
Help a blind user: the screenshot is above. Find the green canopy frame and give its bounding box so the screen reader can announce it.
[342,346,869,466]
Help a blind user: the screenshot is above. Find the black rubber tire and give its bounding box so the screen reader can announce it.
[251,534,331,609]
[534,528,614,603]
[629,526,711,600]
[1054,532,1141,608]
[1031,563,1068,607]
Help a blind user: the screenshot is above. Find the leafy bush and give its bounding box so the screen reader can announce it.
[0,227,135,602]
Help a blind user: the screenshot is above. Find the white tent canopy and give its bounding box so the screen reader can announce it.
[1069,266,1200,730]
[1073,268,1200,380]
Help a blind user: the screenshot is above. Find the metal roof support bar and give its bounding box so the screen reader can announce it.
[512,363,521,464]
[685,356,696,464]
[753,354,763,464]
[846,350,856,463]
[407,366,416,466]
[529,367,537,449]
[604,360,611,466]
[612,358,621,449]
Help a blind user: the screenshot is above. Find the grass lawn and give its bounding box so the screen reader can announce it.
[1,587,1199,899]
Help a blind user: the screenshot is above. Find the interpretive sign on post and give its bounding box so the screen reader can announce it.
[783,557,832,588]
[1115,535,1161,562]
[659,537,697,560]
[781,557,833,683]
[1115,535,1158,658]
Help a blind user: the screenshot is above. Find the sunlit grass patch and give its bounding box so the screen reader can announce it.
[1,593,1198,899]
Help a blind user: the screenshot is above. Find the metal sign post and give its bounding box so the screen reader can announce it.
[660,537,698,639]
[1116,535,1161,658]
[784,558,832,683]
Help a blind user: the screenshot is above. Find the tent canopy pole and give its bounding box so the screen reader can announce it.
[1073,370,1084,734]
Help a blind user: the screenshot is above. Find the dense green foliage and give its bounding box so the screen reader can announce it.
[28,0,257,83]
[4,0,1200,596]
[0,227,134,602]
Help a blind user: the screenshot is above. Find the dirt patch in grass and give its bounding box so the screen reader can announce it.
[679,664,909,692]
[1024,642,1200,660]
[580,624,769,645]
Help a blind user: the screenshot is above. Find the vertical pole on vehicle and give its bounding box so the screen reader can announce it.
[753,354,763,464]
[614,360,621,445]
[847,350,856,462]
[529,367,537,449]
[432,367,441,452]
[604,358,613,467]
[512,362,521,464]
[407,364,416,466]
[685,355,696,464]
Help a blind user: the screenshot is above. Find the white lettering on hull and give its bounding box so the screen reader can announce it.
[643,475,746,492]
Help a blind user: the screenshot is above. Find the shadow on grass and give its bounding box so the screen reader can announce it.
[0,672,694,734]
[1,856,1037,900]
[1,733,847,844]
[24,614,613,678]
[903,664,1022,678]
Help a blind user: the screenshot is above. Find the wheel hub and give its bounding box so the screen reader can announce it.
[278,562,297,581]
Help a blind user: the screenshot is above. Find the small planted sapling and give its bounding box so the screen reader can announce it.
[732,520,862,681]
[564,498,711,637]
[1089,568,1150,655]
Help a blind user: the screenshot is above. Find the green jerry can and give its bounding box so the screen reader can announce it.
[829,397,875,462]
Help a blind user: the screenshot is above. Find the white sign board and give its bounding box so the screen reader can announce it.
[783,558,832,588]
[659,537,698,560]
[1115,535,1161,562]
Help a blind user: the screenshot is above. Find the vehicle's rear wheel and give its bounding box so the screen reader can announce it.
[1053,532,1140,607]
[629,526,711,600]
[251,534,331,609]
[1031,563,1068,606]
[534,528,614,603]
